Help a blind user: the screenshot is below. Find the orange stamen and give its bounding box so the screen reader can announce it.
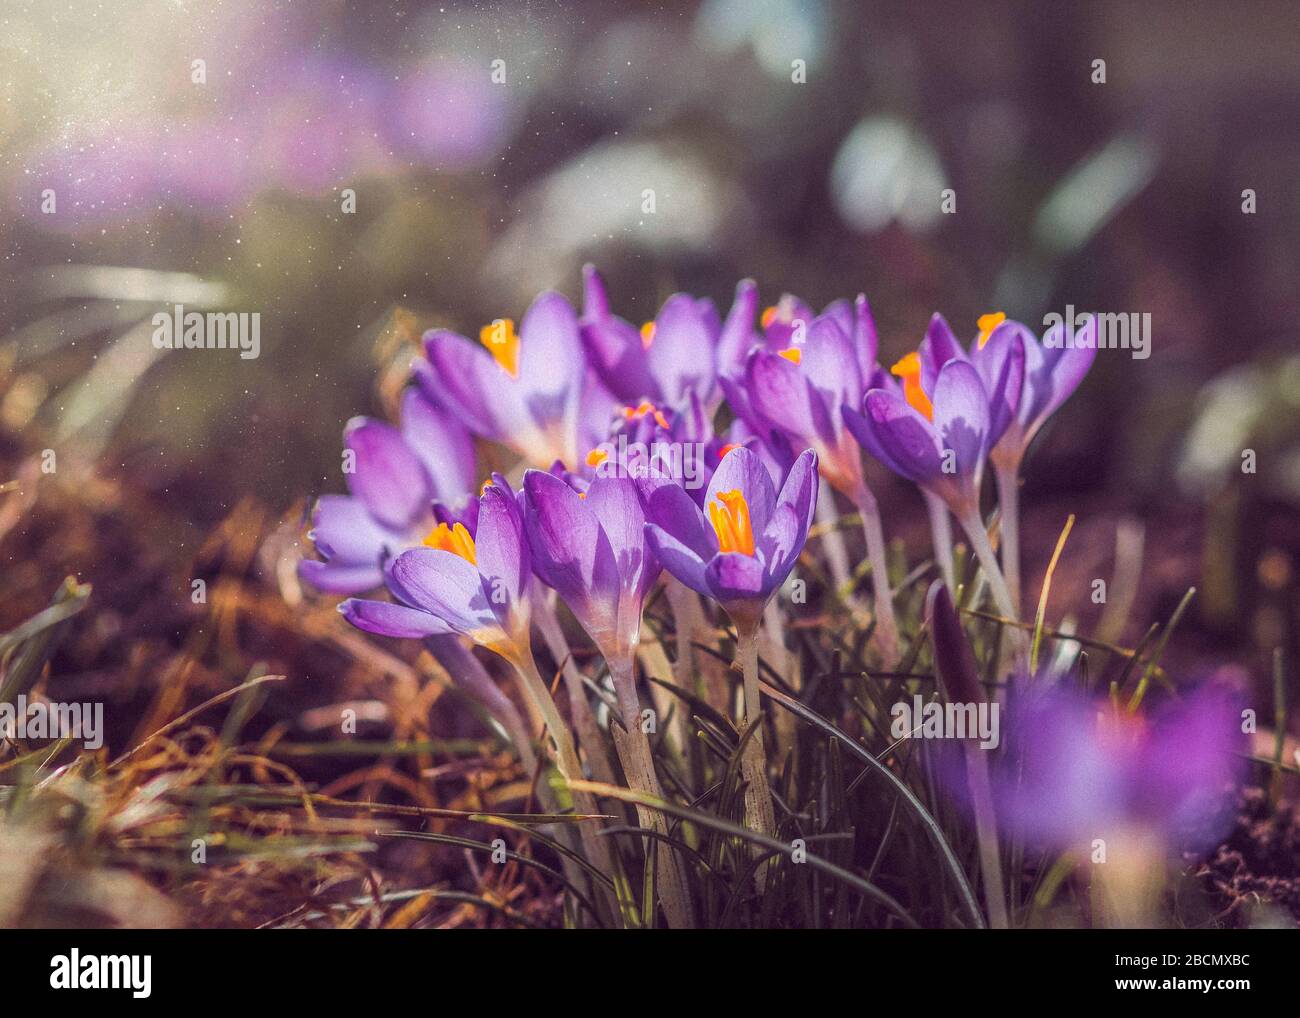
[976,312,1006,350]
[586,448,609,467]
[717,442,739,460]
[708,489,755,556]
[423,522,477,564]
[640,320,656,349]
[890,351,934,421]
[760,306,779,329]
[479,318,520,377]
[778,346,802,365]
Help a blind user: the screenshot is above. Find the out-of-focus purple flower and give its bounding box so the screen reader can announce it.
[981,679,1246,853]
[340,484,532,659]
[385,58,513,170]
[299,388,476,594]
[417,291,617,471]
[644,446,818,630]
[522,471,659,668]
[845,314,1024,518]
[580,265,723,407]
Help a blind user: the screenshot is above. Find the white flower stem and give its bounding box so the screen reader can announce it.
[735,622,777,842]
[963,743,1010,929]
[995,463,1022,615]
[956,507,1029,668]
[853,487,901,669]
[532,594,620,788]
[510,650,625,923]
[924,489,956,591]
[608,655,695,929]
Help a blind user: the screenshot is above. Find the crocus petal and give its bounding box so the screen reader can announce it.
[757,502,801,584]
[298,559,384,595]
[775,448,820,535]
[309,494,403,564]
[844,401,909,478]
[920,313,967,394]
[390,547,499,636]
[706,445,778,535]
[642,476,717,557]
[339,597,451,638]
[852,294,880,380]
[706,551,769,604]
[418,330,511,436]
[1035,314,1098,429]
[517,291,585,417]
[400,387,476,501]
[931,360,990,483]
[716,278,759,379]
[746,351,824,449]
[862,388,946,486]
[925,581,984,705]
[583,475,656,595]
[983,326,1026,449]
[645,292,717,404]
[474,485,530,634]
[580,267,657,402]
[799,313,863,419]
[344,418,430,529]
[644,523,712,598]
[522,469,621,637]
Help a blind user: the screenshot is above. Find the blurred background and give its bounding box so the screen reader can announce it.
[2,0,1299,730]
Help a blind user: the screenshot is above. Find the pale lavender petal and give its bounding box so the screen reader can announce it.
[862,389,945,486]
[932,360,990,483]
[645,293,718,404]
[920,313,966,394]
[474,485,530,632]
[517,291,585,417]
[716,278,759,378]
[339,597,451,638]
[746,351,823,448]
[309,494,403,564]
[299,559,384,595]
[390,547,498,635]
[344,418,430,530]
[400,387,476,501]
[705,552,769,603]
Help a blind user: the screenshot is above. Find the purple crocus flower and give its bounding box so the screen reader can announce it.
[299,388,476,594]
[725,299,900,662]
[580,265,723,407]
[905,310,1094,610]
[969,315,1098,474]
[416,291,617,470]
[845,314,1025,522]
[982,680,1245,854]
[522,471,659,689]
[845,315,1025,624]
[339,483,531,658]
[643,446,818,633]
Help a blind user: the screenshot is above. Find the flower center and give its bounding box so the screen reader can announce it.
[640,320,656,348]
[976,312,1006,350]
[708,489,755,556]
[422,521,477,564]
[621,400,670,429]
[778,346,802,365]
[890,351,934,421]
[479,318,520,377]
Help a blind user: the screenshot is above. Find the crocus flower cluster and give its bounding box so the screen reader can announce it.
[298,267,1108,927]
